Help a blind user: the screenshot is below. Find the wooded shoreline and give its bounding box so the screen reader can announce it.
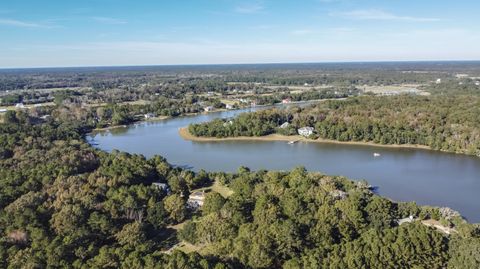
[179,127,432,150]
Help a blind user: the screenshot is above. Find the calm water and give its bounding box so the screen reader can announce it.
[89,106,480,222]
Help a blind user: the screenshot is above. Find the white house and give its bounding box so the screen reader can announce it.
[204,106,214,112]
[279,122,290,129]
[435,78,442,84]
[225,103,234,110]
[187,191,205,208]
[144,113,155,119]
[397,215,415,225]
[298,127,314,137]
[152,182,170,194]
[282,98,291,104]
[223,120,233,127]
[0,109,7,113]
[15,103,25,109]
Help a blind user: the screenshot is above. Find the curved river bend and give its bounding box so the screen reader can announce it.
[88,106,480,222]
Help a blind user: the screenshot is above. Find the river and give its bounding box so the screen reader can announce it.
[88,105,480,222]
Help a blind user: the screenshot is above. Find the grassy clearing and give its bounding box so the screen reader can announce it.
[212,180,233,198]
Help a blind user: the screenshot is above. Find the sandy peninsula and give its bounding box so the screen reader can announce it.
[179,127,432,150]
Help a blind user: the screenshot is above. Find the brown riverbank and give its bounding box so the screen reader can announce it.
[179,127,432,150]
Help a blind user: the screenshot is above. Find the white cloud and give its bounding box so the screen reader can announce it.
[92,17,127,25]
[235,2,264,14]
[291,29,314,35]
[331,9,440,22]
[0,18,51,28]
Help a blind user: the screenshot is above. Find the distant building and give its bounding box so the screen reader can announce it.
[15,103,25,109]
[204,106,214,112]
[187,191,205,208]
[144,113,155,119]
[225,103,234,110]
[282,98,291,104]
[223,120,233,127]
[330,190,348,200]
[397,215,415,225]
[435,78,442,84]
[152,182,170,194]
[476,81,480,86]
[455,74,469,79]
[250,101,257,107]
[0,108,7,113]
[298,127,314,137]
[279,122,290,129]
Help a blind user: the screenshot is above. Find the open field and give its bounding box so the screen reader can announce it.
[360,84,430,95]
[0,102,55,111]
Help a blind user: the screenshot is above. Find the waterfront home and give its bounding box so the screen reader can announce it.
[397,215,415,225]
[204,106,214,112]
[330,190,348,200]
[282,98,291,104]
[223,120,233,127]
[144,113,155,119]
[225,103,234,110]
[187,191,205,208]
[279,122,290,129]
[152,182,171,194]
[298,126,314,137]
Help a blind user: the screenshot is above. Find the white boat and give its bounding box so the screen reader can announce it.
[373,152,381,157]
[288,141,296,145]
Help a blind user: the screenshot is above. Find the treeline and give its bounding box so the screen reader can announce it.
[4,62,478,92]
[189,95,480,156]
[244,87,360,106]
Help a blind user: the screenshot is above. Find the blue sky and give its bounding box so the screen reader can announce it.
[1,0,479,68]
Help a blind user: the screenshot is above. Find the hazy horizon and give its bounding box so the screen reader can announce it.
[3,60,480,71]
[2,0,480,68]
